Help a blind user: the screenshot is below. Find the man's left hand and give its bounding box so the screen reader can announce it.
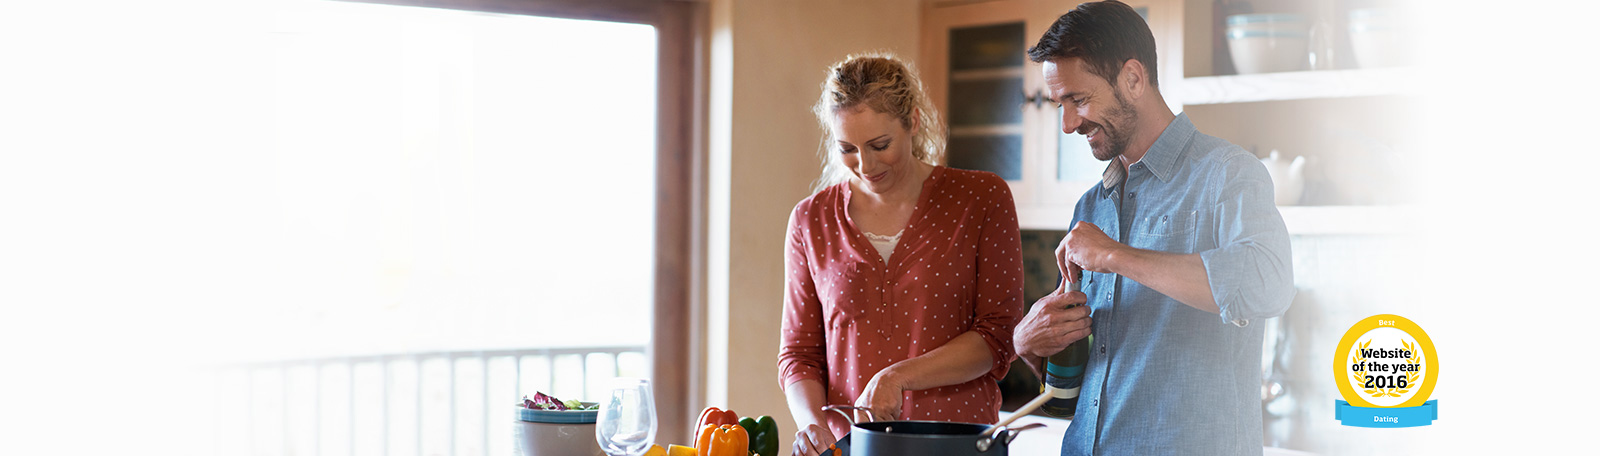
[1056,221,1124,280]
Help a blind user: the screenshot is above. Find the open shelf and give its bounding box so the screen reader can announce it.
[1278,205,1416,235]
[1023,205,1414,235]
[1178,67,1416,105]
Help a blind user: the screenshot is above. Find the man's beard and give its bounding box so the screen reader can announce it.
[1086,88,1138,161]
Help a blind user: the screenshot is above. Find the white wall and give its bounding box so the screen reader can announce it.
[705,0,922,453]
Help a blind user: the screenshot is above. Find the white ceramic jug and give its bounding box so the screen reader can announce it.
[1260,150,1306,206]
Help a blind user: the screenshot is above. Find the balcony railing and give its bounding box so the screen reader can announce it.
[213,345,647,456]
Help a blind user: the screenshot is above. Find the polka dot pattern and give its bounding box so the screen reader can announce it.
[777,167,1025,439]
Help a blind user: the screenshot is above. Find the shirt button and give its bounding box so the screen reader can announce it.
[1099,345,1106,354]
[1092,399,1099,406]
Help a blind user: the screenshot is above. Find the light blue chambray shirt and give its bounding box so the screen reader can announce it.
[1059,113,1295,456]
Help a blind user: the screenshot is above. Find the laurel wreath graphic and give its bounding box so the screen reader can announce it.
[1397,340,1423,397]
[1350,338,1425,398]
[1351,340,1371,395]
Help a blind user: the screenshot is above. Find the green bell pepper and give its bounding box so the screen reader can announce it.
[738,415,778,456]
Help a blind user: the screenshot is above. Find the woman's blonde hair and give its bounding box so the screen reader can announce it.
[812,52,945,193]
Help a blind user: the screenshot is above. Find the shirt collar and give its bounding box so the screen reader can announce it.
[1099,113,1196,190]
[1100,158,1126,190]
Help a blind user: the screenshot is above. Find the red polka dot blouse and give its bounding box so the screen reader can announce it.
[778,166,1025,438]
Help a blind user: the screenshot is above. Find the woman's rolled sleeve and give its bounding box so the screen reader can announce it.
[778,203,827,390]
[970,179,1025,380]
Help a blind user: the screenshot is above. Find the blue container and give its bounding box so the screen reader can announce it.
[1225,13,1307,27]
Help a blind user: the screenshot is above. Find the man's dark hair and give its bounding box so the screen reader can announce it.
[1027,0,1159,89]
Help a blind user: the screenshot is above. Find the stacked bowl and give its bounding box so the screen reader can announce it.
[1348,7,1412,68]
[1226,13,1310,74]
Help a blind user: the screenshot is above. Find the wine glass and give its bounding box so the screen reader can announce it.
[595,377,657,456]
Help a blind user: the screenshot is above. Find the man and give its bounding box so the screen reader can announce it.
[1011,1,1295,455]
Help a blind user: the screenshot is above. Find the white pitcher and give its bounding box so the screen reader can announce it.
[1260,150,1306,206]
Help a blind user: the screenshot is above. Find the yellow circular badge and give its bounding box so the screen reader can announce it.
[1333,314,1438,408]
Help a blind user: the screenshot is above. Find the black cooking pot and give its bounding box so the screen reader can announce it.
[820,405,1043,456]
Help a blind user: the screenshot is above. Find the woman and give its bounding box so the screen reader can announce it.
[777,53,1024,456]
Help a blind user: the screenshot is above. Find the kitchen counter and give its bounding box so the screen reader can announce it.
[999,414,1317,455]
[1000,414,1070,454]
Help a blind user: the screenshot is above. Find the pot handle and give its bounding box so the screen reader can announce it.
[976,422,1046,452]
[820,404,878,426]
[1004,422,1046,445]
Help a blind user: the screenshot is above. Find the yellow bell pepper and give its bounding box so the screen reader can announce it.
[666,444,697,456]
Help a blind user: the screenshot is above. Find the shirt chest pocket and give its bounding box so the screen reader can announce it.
[820,261,876,329]
[1130,210,1199,253]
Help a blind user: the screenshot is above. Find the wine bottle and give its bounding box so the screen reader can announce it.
[1039,280,1089,418]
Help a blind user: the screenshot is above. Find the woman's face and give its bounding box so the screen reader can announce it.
[829,105,918,196]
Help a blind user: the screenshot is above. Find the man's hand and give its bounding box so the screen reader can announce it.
[1056,221,1125,281]
[1012,283,1092,379]
[1058,221,1223,314]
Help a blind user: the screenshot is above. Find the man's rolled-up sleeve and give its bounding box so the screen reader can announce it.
[1199,154,1296,324]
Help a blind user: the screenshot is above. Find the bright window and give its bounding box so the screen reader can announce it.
[3,1,663,455]
[257,0,657,361]
[246,2,657,455]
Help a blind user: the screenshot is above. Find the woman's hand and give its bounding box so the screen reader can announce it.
[791,423,837,456]
[853,369,905,423]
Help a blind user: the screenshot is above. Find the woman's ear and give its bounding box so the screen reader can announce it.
[908,108,922,133]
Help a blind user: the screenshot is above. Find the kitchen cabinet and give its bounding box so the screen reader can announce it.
[922,0,1416,233]
[921,0,1181,229]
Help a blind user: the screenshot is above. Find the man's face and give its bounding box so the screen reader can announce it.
[1042,58,1138,161]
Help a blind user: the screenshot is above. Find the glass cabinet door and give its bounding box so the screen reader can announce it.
[1056,113,1103,184]
[945,22,1027,181]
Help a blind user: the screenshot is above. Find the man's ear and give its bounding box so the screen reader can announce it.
[1119,58,1147,100]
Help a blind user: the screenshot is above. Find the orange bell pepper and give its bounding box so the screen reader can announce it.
[694,407,740,444]
[695,423,717,453]
[707,424,749,456]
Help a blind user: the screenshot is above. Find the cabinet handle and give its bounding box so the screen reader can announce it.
[1021,89,1050,109]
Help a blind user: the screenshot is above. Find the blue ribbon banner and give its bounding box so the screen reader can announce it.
[1335,400,1438,428]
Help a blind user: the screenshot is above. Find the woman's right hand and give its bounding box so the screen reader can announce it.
[791,423,838,456]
